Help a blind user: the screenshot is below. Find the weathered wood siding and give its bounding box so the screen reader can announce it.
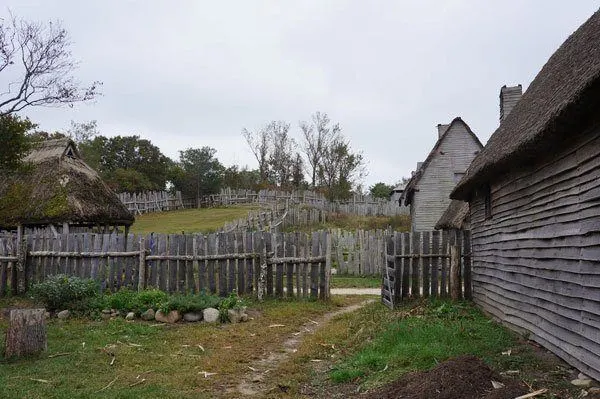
[470,127,600,381]
[412,122,481,231]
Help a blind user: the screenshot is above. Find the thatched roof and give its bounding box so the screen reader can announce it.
[435,200,469,230]
[402,117,482,206]
[452,9,600,200]
[0,138,134,229]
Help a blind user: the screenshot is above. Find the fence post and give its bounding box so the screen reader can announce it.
[450,230,461,301]
[257,235,267,301]
[325,232,331,299]
[16,225,26,295]
[138,236,146,292]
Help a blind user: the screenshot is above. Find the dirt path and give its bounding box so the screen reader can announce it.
[231,299,375,397]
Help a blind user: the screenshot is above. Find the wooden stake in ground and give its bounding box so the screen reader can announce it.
[4,308,47,358]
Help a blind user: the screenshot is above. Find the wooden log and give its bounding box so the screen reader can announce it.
[450,234,462,301]
[4,309,47,358]
[323,231,331,300]
[401,232,410,298]
[138,237,146,291]
[422,231,430,298]
[411,232,420,297]
[431,231,440,298]
[463,231,472,300]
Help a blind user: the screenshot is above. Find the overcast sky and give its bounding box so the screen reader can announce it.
[2,1,599,189]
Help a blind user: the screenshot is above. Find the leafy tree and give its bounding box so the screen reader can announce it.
[76,135,170,192]
[222,165,261,190]
[369,182,395,199]
[172,147,224,203]
[0,13,100,116]
[0,114,35,171]
[318,136,365,201]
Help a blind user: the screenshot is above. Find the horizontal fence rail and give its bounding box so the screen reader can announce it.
[382,230,472,309]
[0,231,332,300]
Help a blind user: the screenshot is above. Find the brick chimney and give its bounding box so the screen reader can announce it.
[437,123,450,138]
[499,85,522,122]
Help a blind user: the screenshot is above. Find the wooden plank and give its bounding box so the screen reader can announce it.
[207,233,217,294]
[227,233,236,294]
[393,232,402,303]
[218,233,228,297]
[431,231,440,298]
[245,232,254,294]
[157,234,168,292]
[285,233,294,298]
[236,232,244,294]
[411,232,420,297]
[186,234,195,292]
[422,231,431,298]
[322,230,330,300]
[463,231,472,300]
[440,231,449,297]
[383,234,395,309]
[294,232,301,298]
[197,234,206,293]
[401,232,410,298]
[123,234,133,288]
[177,234,186,293]
[301,232,308,298]
[0,238,8,296]
[310,231,319,298]
[265,232,273,297]
[274,233,284,297]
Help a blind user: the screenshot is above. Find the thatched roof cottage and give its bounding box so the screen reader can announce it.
[0,138,134,233]
[401,117,483,231]
[451,9,600,380]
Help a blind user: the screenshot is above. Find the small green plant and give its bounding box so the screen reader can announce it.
[218,291,246,322]
[135,289,169,312]
[101,288,138,312]
[30,274,99,311]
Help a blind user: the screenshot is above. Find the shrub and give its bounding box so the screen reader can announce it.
[136,289,169,312]
[159,292,222,314]
[218,291,246,322]
[102,288,138,312]
[30,274,99,312]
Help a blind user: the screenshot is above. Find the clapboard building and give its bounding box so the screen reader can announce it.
[402,117,483,231]
[451,10,600,380]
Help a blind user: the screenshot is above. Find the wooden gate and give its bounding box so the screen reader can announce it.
[382,230,471,309]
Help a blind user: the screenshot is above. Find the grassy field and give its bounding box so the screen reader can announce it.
[287,213,411,233]
[0,296,361,399]
[130,206,258,234]
[330,275,381,289]
[0,298,579,398]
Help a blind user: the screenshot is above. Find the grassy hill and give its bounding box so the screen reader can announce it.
[130,206,257,234]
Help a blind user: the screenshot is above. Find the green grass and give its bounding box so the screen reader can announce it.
[130,206,258,234]
[329,300,515,384]
[330,275,381,289]
[0,296,360,399]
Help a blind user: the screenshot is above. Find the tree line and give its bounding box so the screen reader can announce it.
[0,11,399,202]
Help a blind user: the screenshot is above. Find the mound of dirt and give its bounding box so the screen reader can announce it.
[363,355,527,399]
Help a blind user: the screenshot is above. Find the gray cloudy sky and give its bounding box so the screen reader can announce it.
[3,1,599,188]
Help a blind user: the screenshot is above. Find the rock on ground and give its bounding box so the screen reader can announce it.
[155,310,181,324]
[57,310,70,319]
[140,309,155,321]
[125,312,135,321]
[203,308,219,323]
[183,312,203,322]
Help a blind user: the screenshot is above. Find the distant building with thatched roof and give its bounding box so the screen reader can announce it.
[451,9,600,381]
[0,138,134,234]
[401,117,483,231]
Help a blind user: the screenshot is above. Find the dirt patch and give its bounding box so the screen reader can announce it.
[232,300,375,397]
[362,355,527,399]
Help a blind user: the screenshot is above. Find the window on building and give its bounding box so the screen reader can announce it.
[484,184,492,220]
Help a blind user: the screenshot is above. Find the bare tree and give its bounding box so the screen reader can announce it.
[242,126,270,184]
[0,13,100,116]
[267,121,295,188]
[299,112,340,188]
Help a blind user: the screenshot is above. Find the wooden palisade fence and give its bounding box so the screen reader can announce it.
[118,191,185,215]
[0,231,331,300]
[382,230,472,309]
